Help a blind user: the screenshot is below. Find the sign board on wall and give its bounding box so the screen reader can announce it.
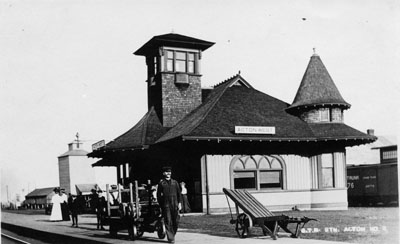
[92,140,105,151]
[235,126,276,135]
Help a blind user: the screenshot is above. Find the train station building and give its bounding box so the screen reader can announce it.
[88,33,376,213]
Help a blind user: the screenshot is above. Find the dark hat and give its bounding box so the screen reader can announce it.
[162,166,172,172]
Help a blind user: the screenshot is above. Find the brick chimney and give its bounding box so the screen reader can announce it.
[367,129,375,136]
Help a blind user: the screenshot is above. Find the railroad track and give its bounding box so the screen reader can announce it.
[1,233,31,244]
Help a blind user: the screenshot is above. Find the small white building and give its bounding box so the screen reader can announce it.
[58,138,116,195]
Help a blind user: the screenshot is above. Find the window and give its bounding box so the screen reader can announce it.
[188,53,195,73]
[319,108,330,122]
[175,51,186,72]
[304,108,343,123]
[164,49,196,74]
[234,171,256,189]
[154,56,158,74]
[331,108,343,122]
[166,50,174,72]
[231,155,285,190]
[320,154,334,188]
[260,171,282,188]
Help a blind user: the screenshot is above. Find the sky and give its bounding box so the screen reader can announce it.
[1,0,400,203]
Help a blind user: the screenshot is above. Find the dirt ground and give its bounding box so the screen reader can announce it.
[179,207,399,244]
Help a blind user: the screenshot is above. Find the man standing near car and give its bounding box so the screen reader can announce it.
[157,166,182,243]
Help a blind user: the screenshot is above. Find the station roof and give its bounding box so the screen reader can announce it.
[90,73,375,162]
[88,106,167,158]
[157,74,374,144]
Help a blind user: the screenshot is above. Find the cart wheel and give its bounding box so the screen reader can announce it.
[137,228,144,238]
[109,225,117,238]
[130,225,138,240]
[156,221,166,239]
[235,213,249,238]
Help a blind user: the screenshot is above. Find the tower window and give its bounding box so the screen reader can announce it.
[175,51,187,72]
[320,108,330,122]
[154,56,158,74]
[302,108,343,123]
[167,51,174,72]
[164,49,197,74]
[188,53,195,73]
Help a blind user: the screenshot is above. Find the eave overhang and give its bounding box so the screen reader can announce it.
[88,145,149,158]
[181,135,376,143]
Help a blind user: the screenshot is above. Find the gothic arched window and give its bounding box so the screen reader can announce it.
[230,155,286,190]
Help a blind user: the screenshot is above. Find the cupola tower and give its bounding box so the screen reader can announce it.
[134,33,214,127]
[286,51,350,123]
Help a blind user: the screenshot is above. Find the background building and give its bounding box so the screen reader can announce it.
[58,135,116,195]
[24,187,55,211]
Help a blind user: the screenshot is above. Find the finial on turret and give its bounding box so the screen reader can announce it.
[75,132,80,148]
[312,47,318,56]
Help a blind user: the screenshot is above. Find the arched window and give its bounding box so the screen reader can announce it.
[230,155,286,190]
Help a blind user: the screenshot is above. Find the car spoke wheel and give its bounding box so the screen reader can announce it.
[235,213,249,238]
[130,225,138,240]
[157,220,166,239]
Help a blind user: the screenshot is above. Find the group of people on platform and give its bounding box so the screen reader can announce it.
[49,187,85,227]
[49,166,190,243]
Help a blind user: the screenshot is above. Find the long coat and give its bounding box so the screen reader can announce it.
[157,179,182,209]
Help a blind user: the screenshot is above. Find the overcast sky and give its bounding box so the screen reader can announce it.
[1,0,399,202]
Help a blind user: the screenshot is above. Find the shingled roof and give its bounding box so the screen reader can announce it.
[25,187,56,198]
[157,74,375,144]
[287,53,350,113]
[97,106,167,152]
[308,123,374,140]
[158,74,312,143]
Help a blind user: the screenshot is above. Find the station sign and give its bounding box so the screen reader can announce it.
[92,140,105,151]
[235,126,276,135]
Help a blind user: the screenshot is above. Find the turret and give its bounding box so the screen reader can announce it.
[286,50,350,123]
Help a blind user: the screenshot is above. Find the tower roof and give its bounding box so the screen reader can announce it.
[287,53,350,112]
[134,33,215,56]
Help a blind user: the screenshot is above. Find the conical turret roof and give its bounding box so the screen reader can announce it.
[287,53,350,113]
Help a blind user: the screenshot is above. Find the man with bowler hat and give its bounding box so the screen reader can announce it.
[157,166,182,243]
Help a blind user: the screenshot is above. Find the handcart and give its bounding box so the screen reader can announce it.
[223,188,317,240]
[105,180,166,240]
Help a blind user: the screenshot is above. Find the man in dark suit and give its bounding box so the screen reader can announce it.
[157,166,182,243]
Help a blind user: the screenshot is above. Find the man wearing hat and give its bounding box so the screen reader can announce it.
[157,166,182,243]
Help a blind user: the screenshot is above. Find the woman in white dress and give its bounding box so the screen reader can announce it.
[49,188,63,221]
